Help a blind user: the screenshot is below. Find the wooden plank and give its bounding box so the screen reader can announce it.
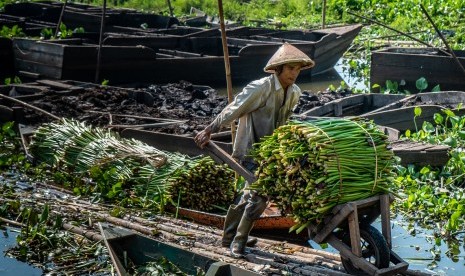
[376,262,409,276]
[313,203,354,243]
[394,151,449,167]
[36,79,82,90]
[424,145,451,152]
[396,144,441,151]
[98,223,130,276]
[331,195,380,214]
[327,234,378,275]
[354,195,381,209]
[380,194,391,249]
[347,203,361,257]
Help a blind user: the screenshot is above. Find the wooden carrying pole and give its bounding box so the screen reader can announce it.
[217,0,236,145]
[420,4,465,79]
[166,0,174,17]
[321,0,327,29]
[55,0,68,37]
[95,0,107,84]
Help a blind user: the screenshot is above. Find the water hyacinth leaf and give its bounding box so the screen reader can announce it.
[422,121,435,133]
[419,167,430,175]
[434,113,444,125]
[385,80,398,93]
[432,84,441,92]
[450,116,460,128]
[414,106,422,117]
[443,109,455,117]
[457,130,465,139]
[405,129,411,138]
[416,77,428,91]
[443,137,457,148]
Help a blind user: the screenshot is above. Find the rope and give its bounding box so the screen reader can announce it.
[303,121,344,204]
[351,119,379,193]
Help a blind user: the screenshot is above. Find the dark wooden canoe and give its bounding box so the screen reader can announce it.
[299,93,405,117]
[0,38,14,80]
[2,1,180,33]
[13,24,362,86]
[361,91,465,132]
[99,223,260,276]
[370,47,465,92]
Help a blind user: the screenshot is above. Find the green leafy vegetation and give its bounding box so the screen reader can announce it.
[0,25,25,38]
[394,108,465,261]
[40,23,85,39]
[3,76,21,85]
[27,119,235,212]
[374,77,441,94]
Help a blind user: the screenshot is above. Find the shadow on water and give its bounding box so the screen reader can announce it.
[0,227,42,275]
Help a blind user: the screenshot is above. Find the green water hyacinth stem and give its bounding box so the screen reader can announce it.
[250,118,397,233]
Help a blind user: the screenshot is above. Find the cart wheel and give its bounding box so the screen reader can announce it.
[340,225,390,275]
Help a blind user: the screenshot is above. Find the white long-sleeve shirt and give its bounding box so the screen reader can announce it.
[211,74,302,162]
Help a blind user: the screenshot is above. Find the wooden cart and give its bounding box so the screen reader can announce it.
[205,141,409,276]
[307,194,408,276]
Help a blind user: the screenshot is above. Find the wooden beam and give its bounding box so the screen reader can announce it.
[380,194,392,249]
[347,203,361,257]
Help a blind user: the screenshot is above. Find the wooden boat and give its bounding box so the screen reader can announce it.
[360,91,465,131]
[299,93,406,117]
[370,47,465,91]
[99,223,260,276]
[12,24,362,86]
[0,38,14,80]
[2,1,180,33]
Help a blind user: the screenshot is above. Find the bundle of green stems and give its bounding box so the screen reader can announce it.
[250,118,397,233]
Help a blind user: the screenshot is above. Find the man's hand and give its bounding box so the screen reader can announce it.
[194,125,212,149]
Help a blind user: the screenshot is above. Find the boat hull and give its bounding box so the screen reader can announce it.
[12,24,362,86]
[371,47,465,92]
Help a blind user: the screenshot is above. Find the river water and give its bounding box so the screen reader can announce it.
[0,227,43,275]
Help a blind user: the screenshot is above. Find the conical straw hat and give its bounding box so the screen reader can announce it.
[264,42,315,73]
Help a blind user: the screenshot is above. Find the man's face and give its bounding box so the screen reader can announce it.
[278,63,302,88]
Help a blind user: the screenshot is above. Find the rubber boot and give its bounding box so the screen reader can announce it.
[230,215,255,258]
[221,204,245,247]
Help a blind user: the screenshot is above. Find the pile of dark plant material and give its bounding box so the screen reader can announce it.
[20,81,228,135]
[18,80,353,135]
[293,88,353,114]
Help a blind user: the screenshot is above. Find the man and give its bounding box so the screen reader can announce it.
[194,42,315,258]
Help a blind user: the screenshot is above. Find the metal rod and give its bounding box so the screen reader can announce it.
[95,0,107,84]
[217,0,236,145]
[322,0,327,29]
[420,4,465,79]
[55,0,68,38]
[347,10,450,55]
